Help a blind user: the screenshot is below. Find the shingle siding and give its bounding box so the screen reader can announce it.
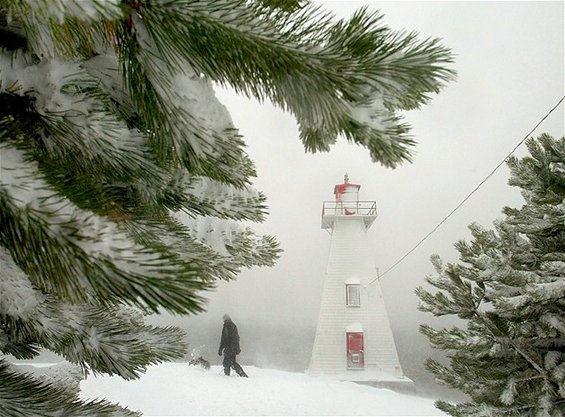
[309,215,404,377]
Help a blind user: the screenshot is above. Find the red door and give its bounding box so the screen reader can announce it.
[346,332,364,369]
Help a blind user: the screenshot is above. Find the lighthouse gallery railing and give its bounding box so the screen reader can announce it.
[321,200,377,217]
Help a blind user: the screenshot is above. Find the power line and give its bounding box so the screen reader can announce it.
[373,95,565,283]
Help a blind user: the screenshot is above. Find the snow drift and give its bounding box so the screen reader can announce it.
[79,363,445,416]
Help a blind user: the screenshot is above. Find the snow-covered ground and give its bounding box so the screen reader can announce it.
[79,363,445,416]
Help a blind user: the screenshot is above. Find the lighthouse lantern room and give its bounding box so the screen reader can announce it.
[309,175,413,390]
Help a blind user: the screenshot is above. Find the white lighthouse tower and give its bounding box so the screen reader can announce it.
[309,175,412,390]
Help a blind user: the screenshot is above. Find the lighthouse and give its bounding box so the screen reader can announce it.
[309,175,412,390]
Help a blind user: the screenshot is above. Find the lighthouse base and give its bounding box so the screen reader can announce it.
[309,368,415,395]
[354,378,416,395]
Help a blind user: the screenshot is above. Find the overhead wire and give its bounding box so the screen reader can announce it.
[371,95,565,283]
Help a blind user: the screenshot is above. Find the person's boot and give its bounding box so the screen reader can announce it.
[224,367,231,376]
[234,364,248,377]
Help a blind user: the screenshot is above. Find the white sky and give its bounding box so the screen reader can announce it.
[153,0,564,383]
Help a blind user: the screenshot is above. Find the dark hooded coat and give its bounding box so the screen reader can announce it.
[219,318,241,355]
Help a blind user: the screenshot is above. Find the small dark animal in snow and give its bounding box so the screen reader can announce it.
[188,347,210,370]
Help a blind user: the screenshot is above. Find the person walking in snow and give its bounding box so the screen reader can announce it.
[218,314,248,377]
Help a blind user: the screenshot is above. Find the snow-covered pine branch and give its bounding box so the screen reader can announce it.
[0,360,139,416]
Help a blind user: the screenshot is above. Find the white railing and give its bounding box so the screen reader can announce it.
[322,201,377,217]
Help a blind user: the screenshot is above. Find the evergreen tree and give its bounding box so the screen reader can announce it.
[1,0,454,414]
[417,134,565,417]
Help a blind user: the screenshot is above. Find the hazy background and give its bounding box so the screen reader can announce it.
[148,0,564,399]
[20,0,561,402]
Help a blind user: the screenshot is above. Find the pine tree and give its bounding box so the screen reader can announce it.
[416,134,565,417]
[1,0,454,414]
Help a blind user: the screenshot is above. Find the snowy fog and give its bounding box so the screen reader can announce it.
[8,0,563,411]
[147,0,563,402]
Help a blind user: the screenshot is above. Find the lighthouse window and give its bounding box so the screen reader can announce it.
[346,284,361,306]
